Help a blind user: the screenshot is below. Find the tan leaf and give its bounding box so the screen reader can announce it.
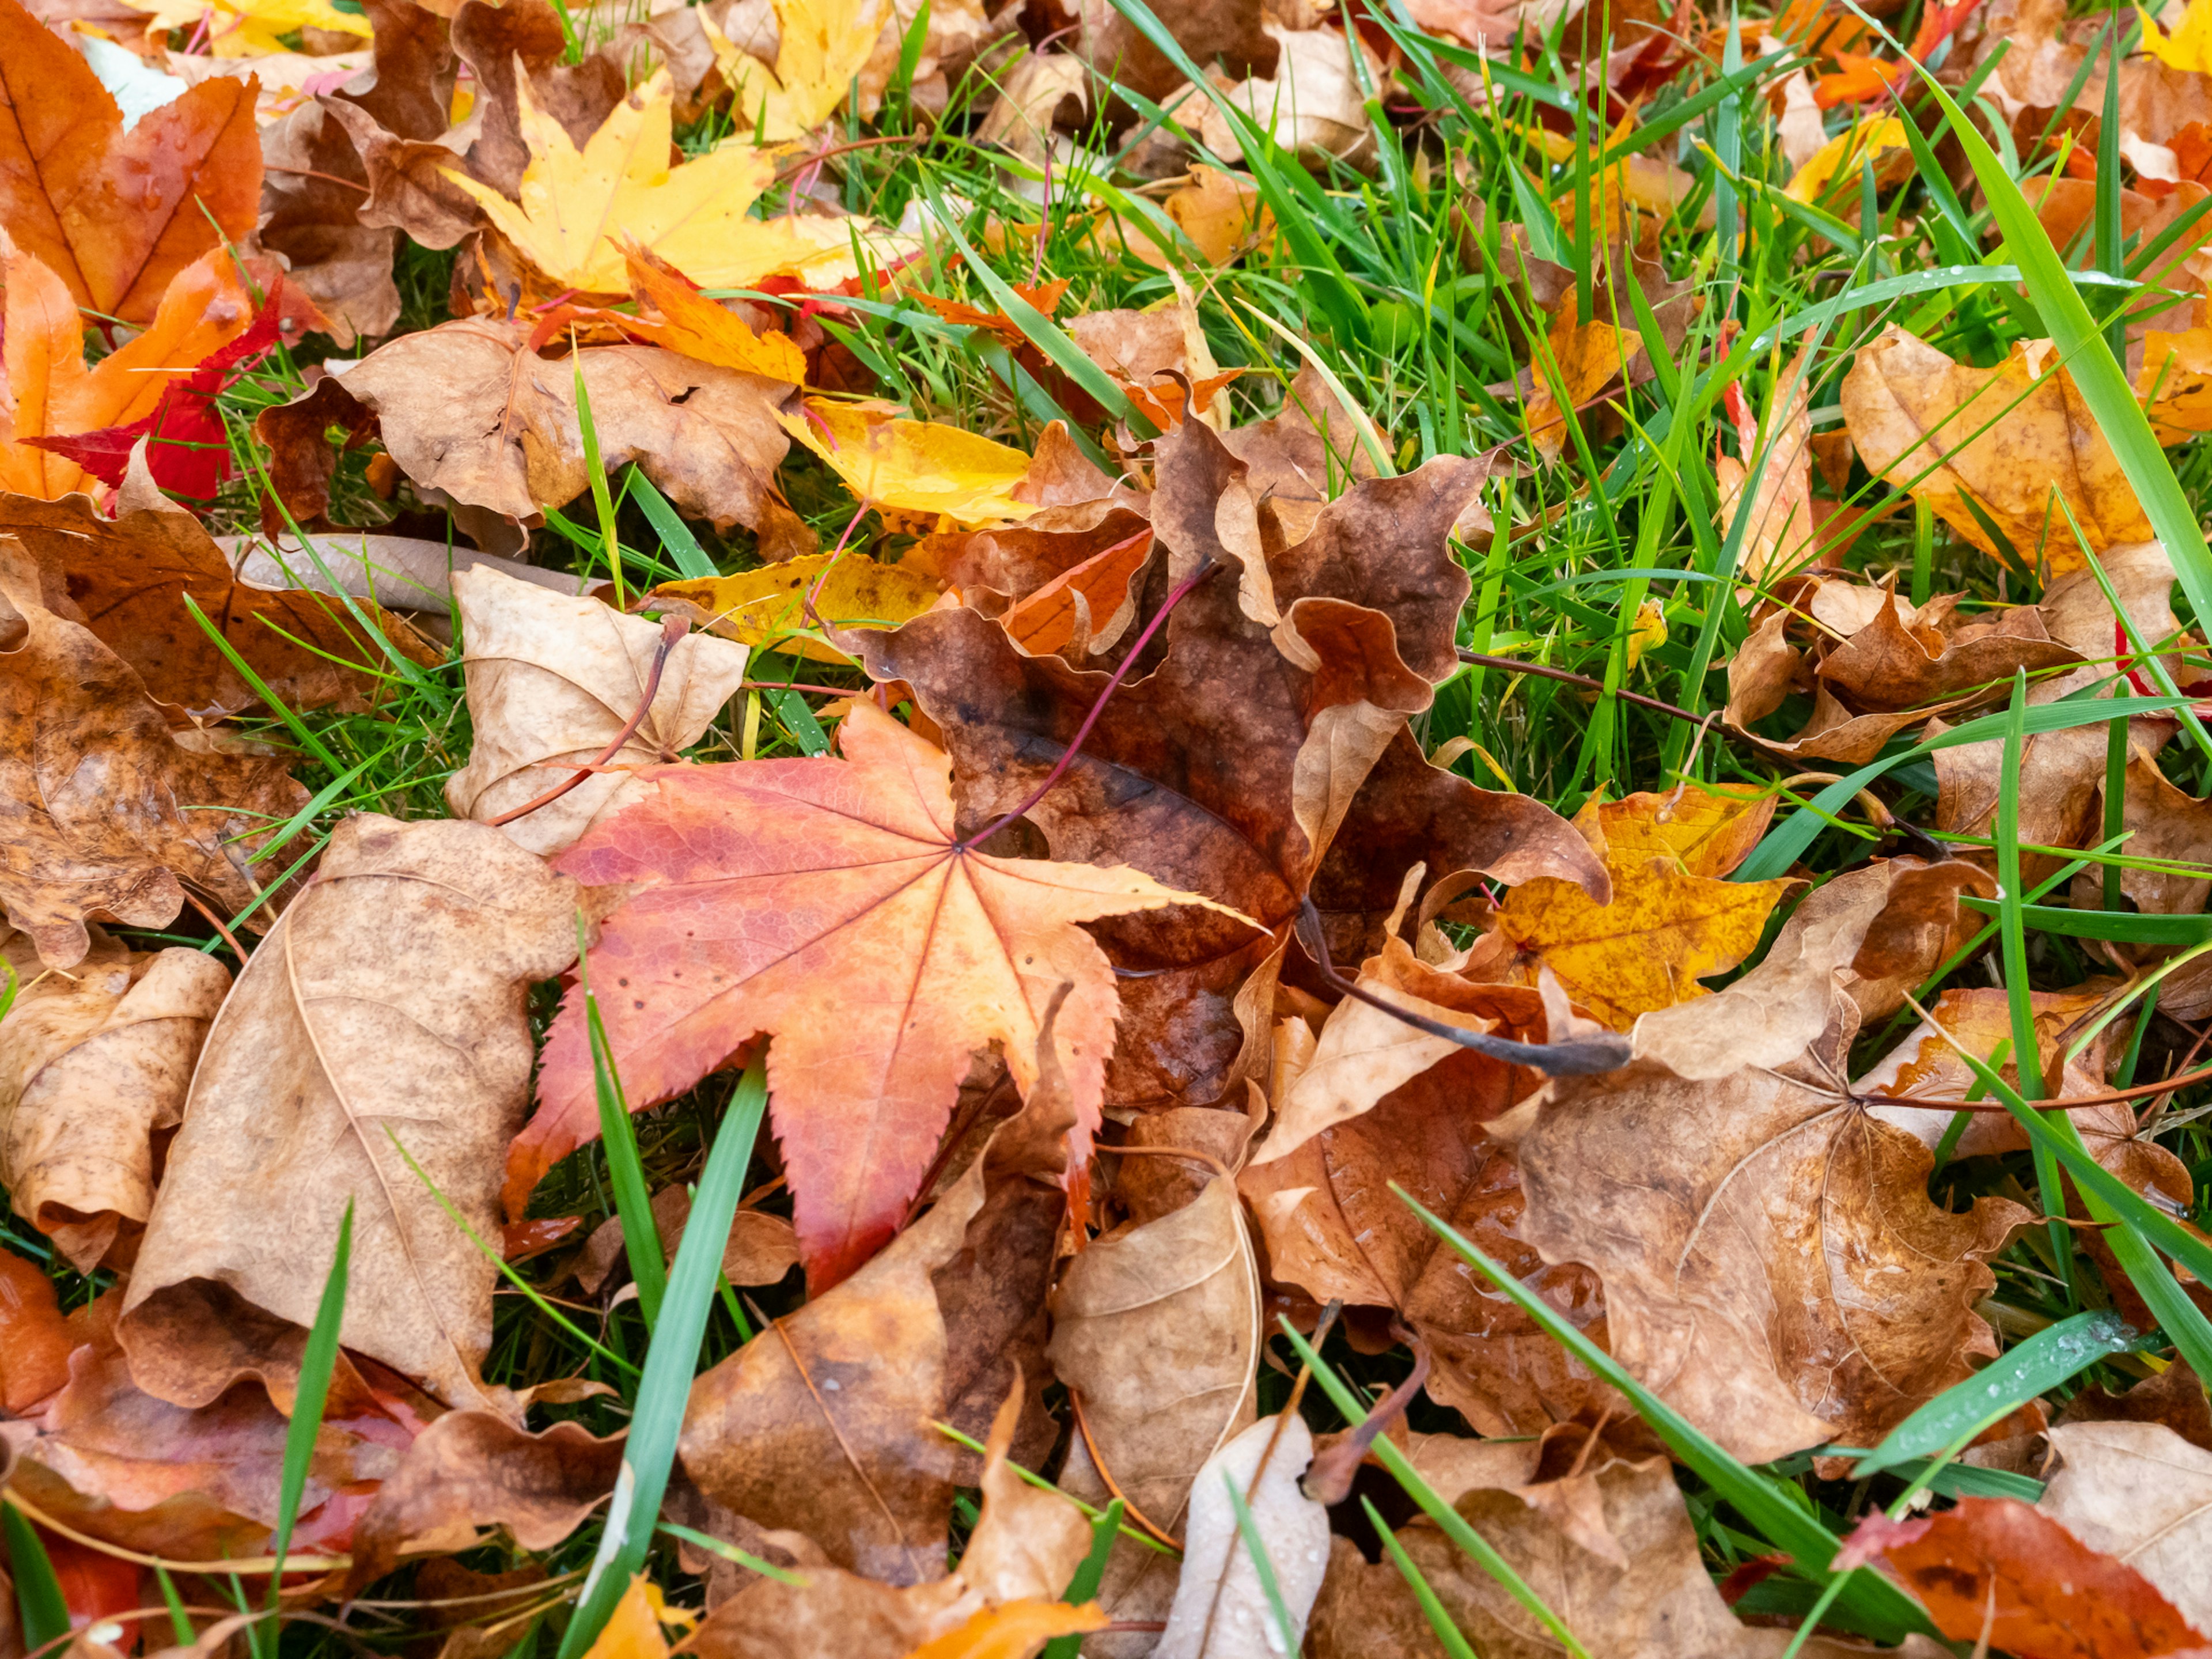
[1715,343,1820,582]
[1156,1414,1329,1659]
[2041,1418,2212,1635]
[0,541,306,971]
[1193,25,1377,166]
[1495,1002,2029,1464]
[445,565,750,857]
[119,815,582,1416]
[0,924,228,1271]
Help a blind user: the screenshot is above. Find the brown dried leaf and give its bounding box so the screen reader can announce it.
[0,924,228,1271]
[1496,996,2029,1464]
[0,540,306,971]
[119,815,582,1416]
[445,565,750,857]
[2041,1420,2212,1634]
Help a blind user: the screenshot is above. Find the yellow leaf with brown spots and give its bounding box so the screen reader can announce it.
[653,553,944,665]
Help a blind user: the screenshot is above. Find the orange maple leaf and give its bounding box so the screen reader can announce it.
[514,699,1254,1289]
[0,246,259,500]
[0,0,260,324]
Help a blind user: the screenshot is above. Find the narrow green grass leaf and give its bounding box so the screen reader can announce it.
[1360,1497,1478,1659]
[1851,1309,2139,1476]
[628,471,717,581]
[1959,899,2212,944]
[180,594,344,775]
[3,1501,69,1652]
[571,361,626,608]
[653,1522,806,1587]
[1220,1469,1301,1658]
[267,1199,351,1634]
[574,915,665,1330]
[556,1057,770,1659]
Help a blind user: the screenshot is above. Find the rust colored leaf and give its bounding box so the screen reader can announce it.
[0,923,227,1272]
[1846,1496,2212,1657]
[120,815,583,1416]
[620,244,806,385]
[0,1245,71,1412]
[0,540,306,971]
[445,565,750,857]
[1715,343,1821,582]
[0,0,260,323]
[1497,979,2028,1464]
[522,698,1241,1290]
[2040,1421,2212,1634]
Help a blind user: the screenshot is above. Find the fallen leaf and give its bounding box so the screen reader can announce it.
[1490,787,1797,1029]
[520,699,1245,1287]
[119,814,582,1416]
[0,923,228,1271]
[1715,343,1820,581]
[952,1374,1096,1605]
[1843,1496,2212,1658]
[621,244,807,385]
[1523,309,1642,464]
[0,245,261,501]
[444,71,873,295]
[1785,114,1912,202]
[784,400,1043,525]
[2059,1361,2212,1454]
[902,1602,1107,1659]
[704,0,890,141]
[0,540,306,970]
[1843,324,2153,571]
[1495,993,2029,1464]
[0,1245,72,1412]
[1156,1413,1329,1659]
[1194,25,1378,167]
[656,555,944,666]
[1,487,437,715]
[279,317,803,538]
[1308,1452,1873,1659]
[445,565,751,858]
[2040,1420,2212,1633]
[124,0,369,55]
[0,0,260,323]
[1047,1177,1259,1633]
[347,1411,626,1590]
[575,1577,685,1659]
[1066,0,1273,104]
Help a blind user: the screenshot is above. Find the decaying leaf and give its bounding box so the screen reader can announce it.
[653,554,944,664]
[445,565,751,857]
[1843,324,2153,571]
[621,244,807,384]
[1715,343,1820,581]
[0,0,260,323]
[0,923,227,1271]
[521,699,1248,1287]
[2040,1420,2212,1634]
[120,814,582,1416]
[703,0,890,141]
[1497,982,2028,1464]
[1523,308,1642,465]
[0,541,306,971]
[1156,1412,1329,1659]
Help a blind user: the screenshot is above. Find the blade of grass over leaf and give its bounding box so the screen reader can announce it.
[3,1502,69,1653]
[574,912,665,1330]
[266,1200,352,1626]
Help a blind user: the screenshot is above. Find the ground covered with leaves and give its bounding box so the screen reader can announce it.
[17,0,2212,1653]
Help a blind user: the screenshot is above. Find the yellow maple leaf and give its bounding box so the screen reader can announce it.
[785,399,1041,525]
[123,0,369,55]
[1786,116,1910,203]
[704,0,893,142]
[1494,786,1795,1029]
[653,552,943,664]
[443,71,882,296]
[577,1578,696,1659]
[621,244,807,384]
[2141,0,2212,70]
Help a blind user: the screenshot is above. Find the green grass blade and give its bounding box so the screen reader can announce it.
[270,1199,352,1602]
[1851,1309,2139,1476]
[571,361,626,608]
[1043,1498,1126,1659]
[628,471,718,581]
[1387,1192,1933,1640]
[556,1056,770,1659]
[574,915,665,1331]
[1959,899,2212,944]
[4,1501,69,1652]
[1220,1468,1301,1657]
[1361,1497,1478,1659]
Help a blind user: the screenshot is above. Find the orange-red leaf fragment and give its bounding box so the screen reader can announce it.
[518,700,1251,1289]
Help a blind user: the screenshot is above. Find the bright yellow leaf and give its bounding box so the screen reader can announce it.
[704,0,892,142]
[1494,790,1796,1029]
[579,1578,698,1659]
[124,0,369,54]
[2141,0,2212,70]
[900,1600,1108,1659]
[622,244,806,384]
[1587,782,1775,880]
[442,71,881,296]
[654,552,944,664]
[784,399,1041,524]
[1785,116,1910,203]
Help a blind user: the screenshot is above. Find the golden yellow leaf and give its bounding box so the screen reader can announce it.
[1588,782,1775,880]
[654,552,944,663]
[705,0,892,142]
[1523,312,1641,464]
[123,0,368,55]
[1494,789,1796,1029]
[2141,0,2212,71]
[2139,327,2212,442]
[1622,597,1668,674]
[443,72,881,296]
[900,1600,1108,1659]
[784,399,1041,524]
[579,1577,696,1659]
[1785,116,1910,203]
[621,245,806,384]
